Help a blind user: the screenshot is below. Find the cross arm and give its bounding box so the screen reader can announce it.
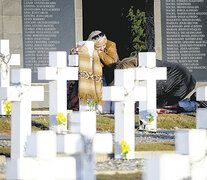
[132,86,146,101]
[102,86,146,102]
[57,133,113,154]
[135,67,167,80]
[68,54,79,67]
[196,86,207,101]
[102,86,125,101]
[0,86,44,101]
[9,54,20,66]
[38,67,78,81]
[93,133,113,154]
[30,86,44,101]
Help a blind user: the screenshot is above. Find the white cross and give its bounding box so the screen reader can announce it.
[0,68,44,159]
[7,130,76,180]
[19,111,110,180]
[0,40,20,115]
[102,68,146,159]
[135,52,167,131]
[144,129,207,180]
[57,111,113,180]
[38,51,78,131]
[144,87,207,180]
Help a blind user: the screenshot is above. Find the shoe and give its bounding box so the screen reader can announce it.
[156,109,177,114]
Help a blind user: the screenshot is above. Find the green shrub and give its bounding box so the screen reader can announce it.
[127,6,147,56]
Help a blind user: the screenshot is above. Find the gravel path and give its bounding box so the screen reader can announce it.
[0,140,10,148]
[135,130,175,144]
[0,130,175,148]
[96,158,144,172]
[99,129,175,145]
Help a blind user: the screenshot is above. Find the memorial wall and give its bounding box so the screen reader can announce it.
[22,0,76,82]
[161,0,207,81]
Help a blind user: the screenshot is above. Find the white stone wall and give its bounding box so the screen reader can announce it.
[75,0,83,42]
[154,0,162,60]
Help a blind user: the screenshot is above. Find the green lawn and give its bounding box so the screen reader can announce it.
[97,113,196,131]
[0,112,196,155]
[97,172,142,180]
[0,113,196,136]
[136,142,175,151]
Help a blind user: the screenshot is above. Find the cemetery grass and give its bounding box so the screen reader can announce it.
[96,172,142,180]
[0,147,10,157]
[96,113,196,131]
[0,116,49,136]
[135,142,175,151]
[0,113,195,156]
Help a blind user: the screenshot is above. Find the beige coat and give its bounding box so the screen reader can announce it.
[99,40,119,67]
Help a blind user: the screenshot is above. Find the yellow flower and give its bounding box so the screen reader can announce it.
[4,101,11,115]
[120,140,131,159]
[56,113,67,126]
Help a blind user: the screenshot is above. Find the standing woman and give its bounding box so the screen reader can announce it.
[87,30,119,86]
[68,30,119,111]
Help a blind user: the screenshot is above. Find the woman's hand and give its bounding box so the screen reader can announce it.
[70,45,88,54]
[78,45,88,53]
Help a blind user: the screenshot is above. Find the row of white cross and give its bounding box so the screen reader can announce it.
[3,39,207,179]
[0,40,168,179]
[0,41,112,179]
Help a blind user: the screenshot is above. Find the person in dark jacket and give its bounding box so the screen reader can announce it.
[115,56,198,111]
[156,59,196,108]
